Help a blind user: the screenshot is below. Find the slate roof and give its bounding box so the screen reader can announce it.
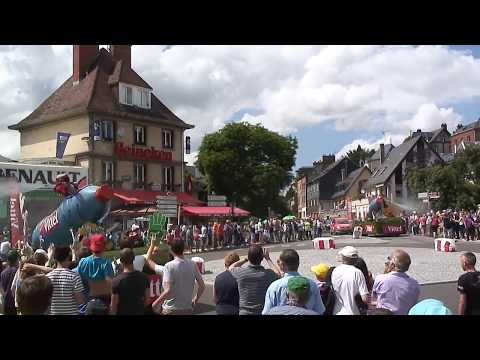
[331,166,371,199]
[309,157,355,183]
[366,136,442,187]
[369,144,395,161]
[9,48,192,131]
[430,127,450,142]
[452,120,480,136]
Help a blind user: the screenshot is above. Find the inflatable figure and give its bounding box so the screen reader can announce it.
[367,195,385,220]
[31,185,113,249]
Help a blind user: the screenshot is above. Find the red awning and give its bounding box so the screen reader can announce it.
[182,206,250,217]
[113,189,204,206]
[109,207,157,217]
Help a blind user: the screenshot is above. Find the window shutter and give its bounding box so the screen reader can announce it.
[102,162,106,181]
[170,131,174,149]
[171,166,175,189]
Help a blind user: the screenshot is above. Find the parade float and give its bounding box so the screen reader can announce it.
[355,195,406,237]
[31,175,113,249]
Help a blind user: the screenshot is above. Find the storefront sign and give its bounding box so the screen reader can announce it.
[114,142,173,161]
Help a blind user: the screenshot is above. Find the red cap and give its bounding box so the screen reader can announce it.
[89,233,106,253]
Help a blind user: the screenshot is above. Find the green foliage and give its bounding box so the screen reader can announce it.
[406,144,480,211]
[196,122,298,217]
[346,145,376,167]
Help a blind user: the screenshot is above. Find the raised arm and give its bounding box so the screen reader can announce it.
[228,257,248,271]
[263,249,283,278]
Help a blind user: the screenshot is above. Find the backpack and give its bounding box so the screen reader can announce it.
[322,266,337,315]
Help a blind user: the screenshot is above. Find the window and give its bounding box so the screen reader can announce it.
[162,130,174,149]
[120,83,151,109]
[134,125,146,145]
[135,163,145,189]
[163,166,174,191]
[123,86,133,105]
[140,89,151,108]
[467,136,471,142]
[102,120,114,141]
[102,161,114,182]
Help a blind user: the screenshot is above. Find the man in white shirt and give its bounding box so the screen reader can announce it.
[331,246,369,315]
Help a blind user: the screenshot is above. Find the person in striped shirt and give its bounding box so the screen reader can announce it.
[46,246,85,315]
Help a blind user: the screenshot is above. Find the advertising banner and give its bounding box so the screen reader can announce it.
[56,132,71,159]
[9,192,23,247]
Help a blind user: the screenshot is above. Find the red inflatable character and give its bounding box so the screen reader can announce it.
[53,174,78,197]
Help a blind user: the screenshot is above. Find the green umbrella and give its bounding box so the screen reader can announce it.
[282,215,296,221]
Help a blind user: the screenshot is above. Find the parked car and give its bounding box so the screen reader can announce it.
[330,217,353,235]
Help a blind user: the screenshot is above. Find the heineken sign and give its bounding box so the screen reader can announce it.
[114,142,173,162]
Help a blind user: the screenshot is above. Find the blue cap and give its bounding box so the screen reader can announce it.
[408,299,453,315]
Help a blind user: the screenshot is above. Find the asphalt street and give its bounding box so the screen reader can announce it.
[186,234,479,315]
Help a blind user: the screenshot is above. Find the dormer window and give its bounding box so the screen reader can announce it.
[119,83,151,109]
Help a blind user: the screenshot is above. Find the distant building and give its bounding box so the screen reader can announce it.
[365,135,443,204]
[366,143,395,173]
[332,166,372,210]
[406,123,452,154]
[451,119,480,153]
[306,156,358,217]
[295,166,314,219]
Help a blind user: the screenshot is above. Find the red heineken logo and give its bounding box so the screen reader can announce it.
[114,142,173,161]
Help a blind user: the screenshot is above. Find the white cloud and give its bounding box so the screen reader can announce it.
[335,133,406,159]
[1,45,480,163]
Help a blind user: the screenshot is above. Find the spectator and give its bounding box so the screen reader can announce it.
[264,276,319,315]
[0,250,20,315]
[46,246,85,315]
[408,298,453,315]
[229,245,281,315]
[112,238,147,275]
[110,248,149,315]
[457,252,480,315]
[310,263,330,294]
[331,246,369,315]
[152,238,205,315]
[372,249,420,315]
[16,275,53,315]
[77,234,114,312]
[353,257,374,315]
[262,249,324,314]
[213,252,240,315]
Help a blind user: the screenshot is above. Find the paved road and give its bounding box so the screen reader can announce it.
[187,234,477,315]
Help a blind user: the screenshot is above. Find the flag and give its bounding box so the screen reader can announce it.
[185,136,191,154]
[56,132,71,159]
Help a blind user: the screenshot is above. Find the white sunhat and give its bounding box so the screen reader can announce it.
[34,249,48,257]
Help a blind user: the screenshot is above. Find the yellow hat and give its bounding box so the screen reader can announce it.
[311,263,330,279]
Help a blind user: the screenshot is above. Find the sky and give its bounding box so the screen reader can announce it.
[1,45,480,170]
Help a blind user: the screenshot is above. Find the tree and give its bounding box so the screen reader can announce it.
[346,145,375,167]
[406,144,480,211]
[196,122,298,217]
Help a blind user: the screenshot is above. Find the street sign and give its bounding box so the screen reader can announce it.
[208,195,227,207]
[418,192,428,199]
[156,196,178,217]
[429,192,440,199]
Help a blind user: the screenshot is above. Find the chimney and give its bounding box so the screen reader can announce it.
[380,143,385,165]
[73,45,99,83]
[441,123,447,130]
[322,154,335,165]
[416,129,422,133]
[109,45,132,68]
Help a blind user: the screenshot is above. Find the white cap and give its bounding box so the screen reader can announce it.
[0,241,11,255]
[338,246,358,258]
[34,249,48,257]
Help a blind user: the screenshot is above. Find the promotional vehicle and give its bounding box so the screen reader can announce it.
[330,217,353,235]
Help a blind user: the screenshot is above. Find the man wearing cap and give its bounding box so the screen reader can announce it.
[262,249,324,315]
[77,234,114,310]
[372,249,419,315]
[331,246,369,315]
[264,276,319,315]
